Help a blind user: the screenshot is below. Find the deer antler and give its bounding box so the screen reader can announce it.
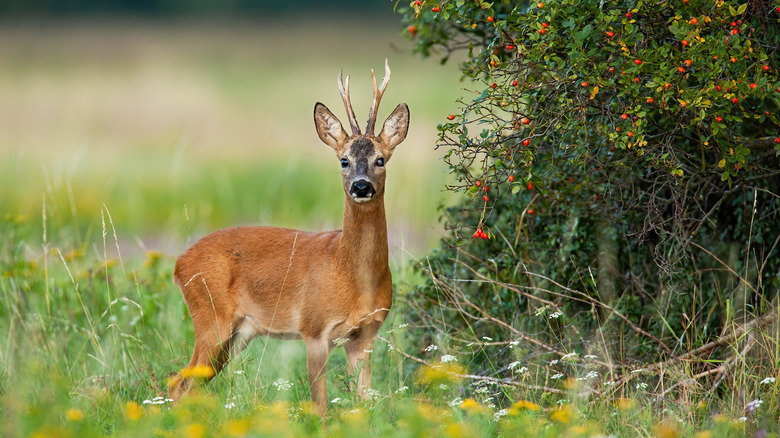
[365,59,391,137]
[337,70,361,136]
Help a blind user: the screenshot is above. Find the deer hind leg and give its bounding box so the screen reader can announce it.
[304,337,332,416]
[169,314,252,401]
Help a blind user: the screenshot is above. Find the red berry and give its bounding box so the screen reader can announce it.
[522,118,530,124]
[731,29,738,35]
[606,31,614,38]
[476,180,481,187]
[523,139,530,146]
[628,131,633,137]
[634,59,642,65]
[731,21,737,27]
[540,29,546,35]
[447,114,455,120]
[716,116,723,122]
[432,6,440,12]
[647,97,654,104]
[541,22,548,28]
[474,229,481,239]
[480,232,488,240]
[528,209,535,215]
[634,77,640,83]
[508,175,514,182]
[407,25,417,35]
[682,40,689,46]
[678,66,685,73]
[528,182,533,190]
[582,81,589,87]
[512,80,518,86]
[487,16,494,22]
[750,83,757,89]
[690,17,697,24]
[491,82,497,89]
[763,65,770,71]
[621,113,628,120]
[715,85,722,91]
[732,97,739,104]
[506,44,514,50]
[626,12,631,18]
[609,67,615,73]
[775,138,780,144]
[483,195,489,202]
[483,186,489,192]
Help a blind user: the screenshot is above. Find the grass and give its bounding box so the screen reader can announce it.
[1,18,779,437]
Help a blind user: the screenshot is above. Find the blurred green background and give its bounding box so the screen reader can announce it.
[0,1,463,261]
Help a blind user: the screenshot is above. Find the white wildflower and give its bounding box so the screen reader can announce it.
[551,373,564,380]
[424,344,439,352]
[746,399,763,413]
[439,384,449,390]
[760,377,776,385]
[449,397,463,407]
[584,354,598,360]
[507,361,521,370]
[234,370,244,375]
[395,386,409,393]
[331,397,342,404]
[398,323,408,328]
[737,416,747,422]
[224,402,236,409]
[273,377,293,391]
[549,311,563,319]
[482,336,493,342]
[636,382,648,390]
[509,340,520,349]
[364,388,381,399]
[561,352,579,361]
[441,354,458,363]
[493,409,509,421]
[363,349,373,354]
[333,337,350,347]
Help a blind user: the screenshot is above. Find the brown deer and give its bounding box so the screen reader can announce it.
[168,60,409,416]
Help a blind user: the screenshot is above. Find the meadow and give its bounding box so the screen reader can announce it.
[1,18,777,438]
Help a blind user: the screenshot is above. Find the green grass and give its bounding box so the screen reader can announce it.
[2,19,779,438]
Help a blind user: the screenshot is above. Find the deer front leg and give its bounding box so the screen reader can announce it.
[344,321,382,400]
[304,337,331,416]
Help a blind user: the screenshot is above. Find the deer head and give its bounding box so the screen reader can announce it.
[313,60,410,204]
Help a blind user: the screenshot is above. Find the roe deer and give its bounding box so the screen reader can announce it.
[168,60,409,415]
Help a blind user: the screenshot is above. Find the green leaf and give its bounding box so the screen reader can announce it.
[736,3,747,15]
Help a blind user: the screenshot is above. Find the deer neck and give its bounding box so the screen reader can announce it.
[339,194,390,293]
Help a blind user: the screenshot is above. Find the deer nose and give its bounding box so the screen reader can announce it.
[350,180,375,200]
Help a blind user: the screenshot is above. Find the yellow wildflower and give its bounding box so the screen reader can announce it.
[694,431,712,438]
[615,397,636,410]
[184,423,206,438]
[512,400,540,411]
[654,421,680,438]
[225,419,250,437]
[66,408,84,421]
[460,398,486,414]
[416,363,465,385]
[180,365,215,379]
[550,404,573,423]
[125,401,143,421]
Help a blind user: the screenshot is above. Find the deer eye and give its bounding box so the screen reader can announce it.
[341,158,349,168]
[375,157,385,167]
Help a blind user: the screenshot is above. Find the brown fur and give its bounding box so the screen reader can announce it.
[168,66,409,416]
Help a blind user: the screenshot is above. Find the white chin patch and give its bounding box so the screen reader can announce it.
[352,195,372,203]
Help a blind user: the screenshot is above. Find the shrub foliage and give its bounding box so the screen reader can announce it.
[400,0,780,404]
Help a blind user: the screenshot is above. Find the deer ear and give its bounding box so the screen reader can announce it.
[378,103,409,153]
[314,103,349,151]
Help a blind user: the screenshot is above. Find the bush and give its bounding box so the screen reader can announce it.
[399,0,780,407]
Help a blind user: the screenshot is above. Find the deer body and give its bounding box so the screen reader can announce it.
[169,61,408,415]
